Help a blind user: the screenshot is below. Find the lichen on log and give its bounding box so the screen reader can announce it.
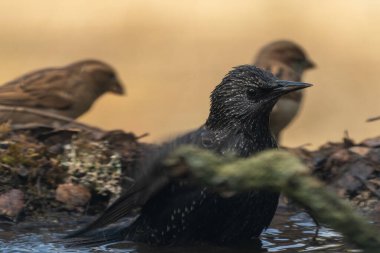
[164,146,380,252]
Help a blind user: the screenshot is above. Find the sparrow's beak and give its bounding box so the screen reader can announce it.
[304,59,316,69]
[110,80,126,95]
[273,80,312,94]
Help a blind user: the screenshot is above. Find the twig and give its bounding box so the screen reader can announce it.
[165,147,380,252]
[136,132,149,139]
[0,105,77,123]
[366,115,380,122]
[0,162,13,170]
[354,175,380,199]
[0,105,105,135]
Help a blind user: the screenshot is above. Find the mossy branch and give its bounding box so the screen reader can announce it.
[164,146,380,252]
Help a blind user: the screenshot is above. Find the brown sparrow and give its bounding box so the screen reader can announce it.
[254,40,315,141]
[0,60,124,125]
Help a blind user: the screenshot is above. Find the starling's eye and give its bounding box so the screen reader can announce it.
[246,90,257,101]
[246,88,271,101]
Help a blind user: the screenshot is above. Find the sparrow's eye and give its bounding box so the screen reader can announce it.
[105,71,116,79]
[96,70,116,80]
[289,57,306,67]
[275,68,284,78]
[110,72,117,78]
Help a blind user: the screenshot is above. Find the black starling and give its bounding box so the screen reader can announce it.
[254,40,315,141]
[66,65,312,246]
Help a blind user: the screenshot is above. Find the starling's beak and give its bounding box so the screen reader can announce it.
[273,80,312,95]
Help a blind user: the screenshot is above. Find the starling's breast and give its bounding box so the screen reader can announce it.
[209,190,279,243]
[127,182,279,245]
[126,128,279,245]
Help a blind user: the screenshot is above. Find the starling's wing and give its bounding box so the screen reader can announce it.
[64,176,167,239]
[66,151,173,238]
[65,126,211,240]
[0,68,76,110]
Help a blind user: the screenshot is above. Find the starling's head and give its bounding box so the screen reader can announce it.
[206,65,311,129]
[255,40,315,74]
[72,59,125,95]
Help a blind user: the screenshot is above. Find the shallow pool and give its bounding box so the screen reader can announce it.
[0,207,374,253]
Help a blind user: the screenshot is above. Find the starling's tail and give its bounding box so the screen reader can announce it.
[62,220,131,248]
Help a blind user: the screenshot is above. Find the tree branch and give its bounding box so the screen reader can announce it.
[164,146,380,252]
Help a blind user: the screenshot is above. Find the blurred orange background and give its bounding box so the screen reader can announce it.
[0,0,379,148]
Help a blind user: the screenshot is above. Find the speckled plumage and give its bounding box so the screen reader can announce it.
[66,65,311,246]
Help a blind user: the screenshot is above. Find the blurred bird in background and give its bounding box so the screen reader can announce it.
[254,40,315,142]
[0,59,124,126]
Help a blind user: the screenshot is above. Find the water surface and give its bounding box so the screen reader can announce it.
[1,207,372,253]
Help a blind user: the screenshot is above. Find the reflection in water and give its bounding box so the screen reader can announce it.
[0,207,372,253]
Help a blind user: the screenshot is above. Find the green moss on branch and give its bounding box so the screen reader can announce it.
[165,146,380,252]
